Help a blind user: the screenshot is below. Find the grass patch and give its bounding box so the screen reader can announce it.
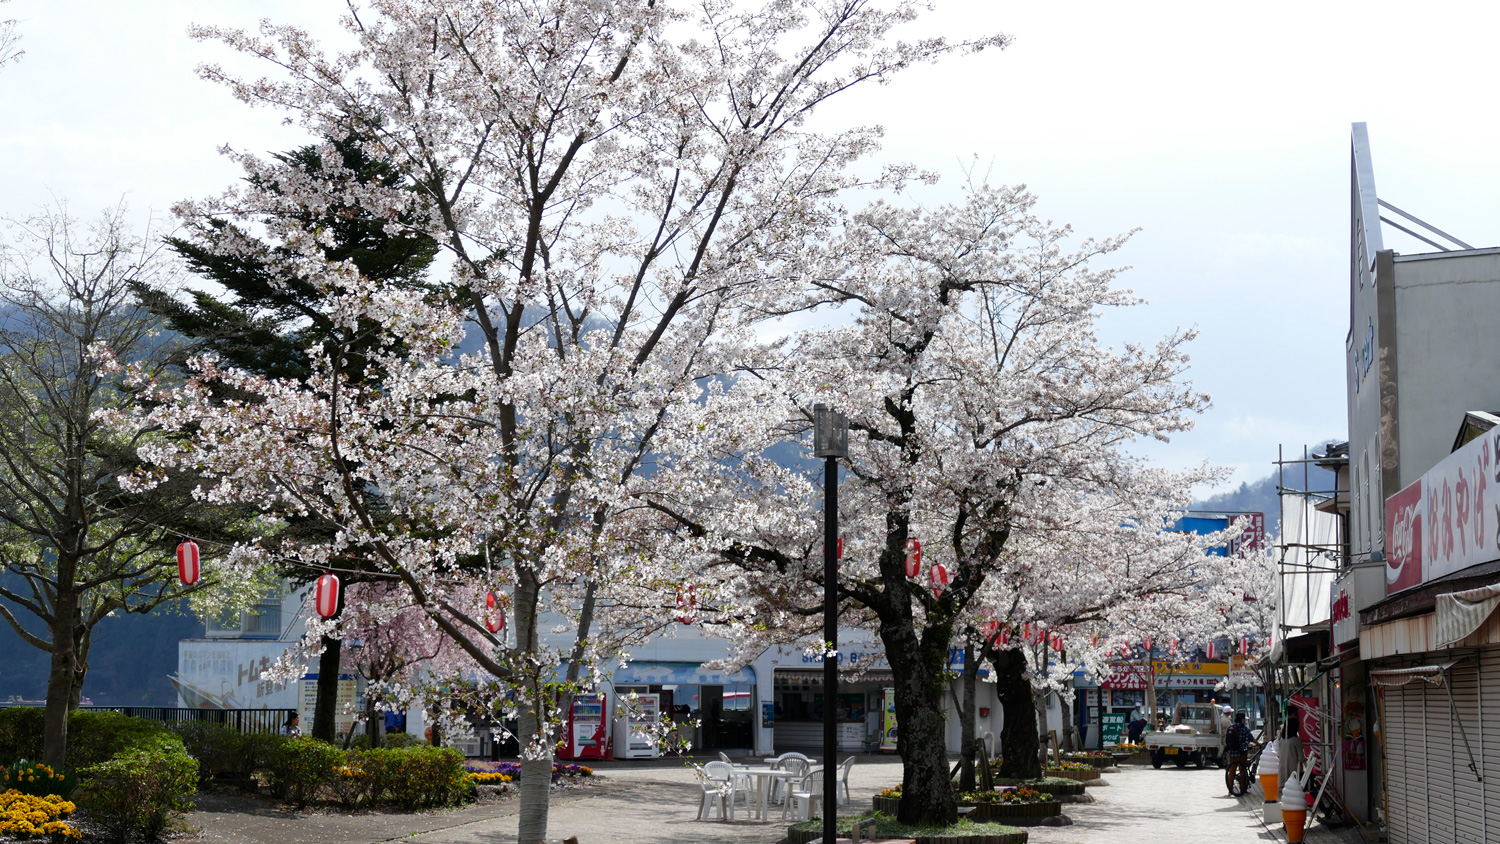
[791,812,1023,837]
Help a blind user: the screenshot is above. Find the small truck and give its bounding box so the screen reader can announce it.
[1144,701,1225,769]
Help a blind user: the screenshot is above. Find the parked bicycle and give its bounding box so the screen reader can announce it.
[1225,741,1265,796]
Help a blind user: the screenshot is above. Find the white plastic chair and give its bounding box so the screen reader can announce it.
[717,752,753,794]
[774,757,810,804]
[836,755,855,805]
[783,765,824,821]
[694,764,731,821]
[702,761,748,819]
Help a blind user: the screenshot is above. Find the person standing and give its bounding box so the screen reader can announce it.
[1127,713,1149,744]
[1278,712,1305,792]
[282,712,301,737]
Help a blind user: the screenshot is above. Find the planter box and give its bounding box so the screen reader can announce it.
[874,794,903,815]
[791,830,1027,844]
[1042,768,1100,783]
[1062,754,1113,769]
[967,800,1062,821]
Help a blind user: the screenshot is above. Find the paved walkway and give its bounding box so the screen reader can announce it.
[187,755,1375,844]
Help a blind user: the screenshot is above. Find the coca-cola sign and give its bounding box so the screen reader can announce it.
[1385,480,1423,594]
[1385,429,1500,593]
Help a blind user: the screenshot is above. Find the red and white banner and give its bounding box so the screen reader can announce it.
[314,574,340,619]
[1385,431,1495,594]
[1230,512,1267,554]
[176,540,200,586]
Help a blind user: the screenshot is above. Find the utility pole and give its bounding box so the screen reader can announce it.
[813,403,848,843]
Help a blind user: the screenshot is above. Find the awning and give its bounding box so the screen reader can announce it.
[608,661,755,686]
[775,668,895,685]
[1435,583,1500,647]
[1369,662,1454,688]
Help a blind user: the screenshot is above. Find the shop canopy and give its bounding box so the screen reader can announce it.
[1368,663,1455,687]
[608,661,755,687]
[1435,583,1500,647]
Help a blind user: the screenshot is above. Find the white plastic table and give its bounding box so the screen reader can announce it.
[736,767,802,820]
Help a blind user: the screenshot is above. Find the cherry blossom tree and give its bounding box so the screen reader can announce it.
[642,183,1247,823]
[115,2,1006,840]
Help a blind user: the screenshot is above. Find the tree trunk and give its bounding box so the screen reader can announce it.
[513,569,551,844]
[882,619,957,826]
[993,649,1040,779]
[365,693,383,748]
[957,641,978,792]
[312,587,347,743]
[1034,686,1051,770]
[43,600,78,768]
[1058,684,1076,753]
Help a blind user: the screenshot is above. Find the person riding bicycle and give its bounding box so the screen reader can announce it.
[1224,711,1253,762]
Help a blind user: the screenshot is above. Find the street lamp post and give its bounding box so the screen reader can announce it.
[812,403,848,842]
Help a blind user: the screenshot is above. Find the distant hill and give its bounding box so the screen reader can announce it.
[1192,443,1342,537]
[0,596,203,706]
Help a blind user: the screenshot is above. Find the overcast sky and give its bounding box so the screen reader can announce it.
[3,0,1498,494]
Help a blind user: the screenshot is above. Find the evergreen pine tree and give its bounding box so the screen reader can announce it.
[134,129,438,743]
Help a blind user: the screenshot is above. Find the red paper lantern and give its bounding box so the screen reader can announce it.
[1206,641,1217,659]
[485,591,506,634]
[904,538,922,578]
[928,561,949,596]
[1169,639,1179,657]
[1238,636,1250,655]
[176,540,200,586]
[1049,632,1064,651]
[314,573,340,619]
[676,584,697,624]
[1143,636,1153,652]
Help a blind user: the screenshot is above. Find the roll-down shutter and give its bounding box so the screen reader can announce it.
[1424,666,1455,843]
[1446,660,1484,843]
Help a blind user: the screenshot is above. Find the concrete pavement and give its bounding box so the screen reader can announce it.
[189,754,1378,844]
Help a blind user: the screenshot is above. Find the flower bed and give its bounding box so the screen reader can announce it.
[463,761,593,782]
[0,790,81,840]
[991,777,1084,796]
[873,787,1060,825]
[1042,768,1100,783]
[1062,752,1114,769]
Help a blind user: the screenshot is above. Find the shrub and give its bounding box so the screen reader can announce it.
[63,713,175,771]
[381,732,421,749]
[0,709,178,773]
[265,738,343,806]
[0,709,45,764]
[356,746,468,810]
[0,789,81,840]
[1,760,78,800]
[77,736,197,843]
[331,764,373,809]
[166,723,285,783]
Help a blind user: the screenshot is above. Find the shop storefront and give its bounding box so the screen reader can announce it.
[606,661,757,752]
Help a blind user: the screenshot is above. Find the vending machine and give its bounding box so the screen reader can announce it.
[612,693,661,759]
[562,692,608,760]
[880,687,898,752]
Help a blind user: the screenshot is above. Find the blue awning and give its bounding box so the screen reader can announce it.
[607,661,756,686]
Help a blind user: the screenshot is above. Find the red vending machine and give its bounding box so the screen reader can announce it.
[561,692,608,760]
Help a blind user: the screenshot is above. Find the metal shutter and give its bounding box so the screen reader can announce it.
[1384,675,1415,844]
[1446,658,1484,843]
[1425,667,1456,844]
[1480,649,1500,841]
